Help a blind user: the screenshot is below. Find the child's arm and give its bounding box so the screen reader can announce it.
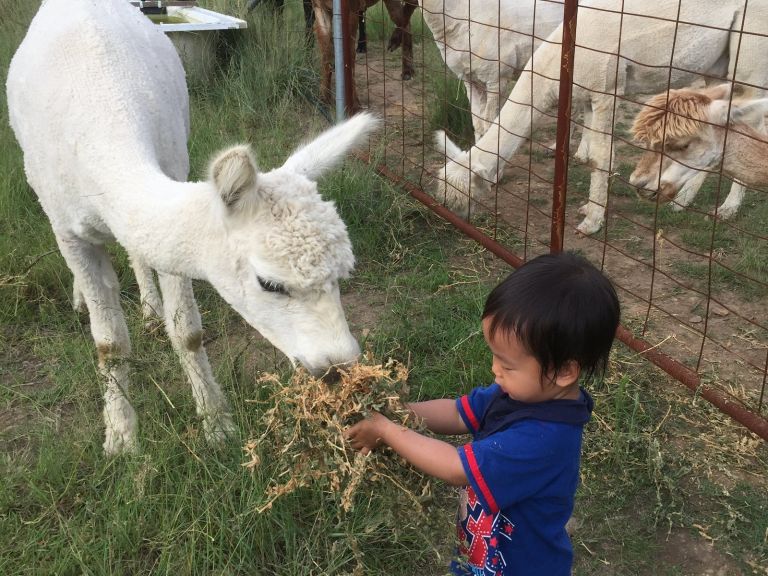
[345,411,468,486]
[407,399,469,435]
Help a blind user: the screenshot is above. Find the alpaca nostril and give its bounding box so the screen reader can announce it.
[321,365,342,384]
[320,357,358,384]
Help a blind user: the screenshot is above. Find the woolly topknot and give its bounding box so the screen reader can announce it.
[632,89,713,146]
[265,194,355,291]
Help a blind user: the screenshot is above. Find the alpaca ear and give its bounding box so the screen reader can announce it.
[702,83,732,102]
[727,98,768,127]
[434,130,464,161]
[708,100,732,126]
[281,113,381,181]
[209,145,259,207]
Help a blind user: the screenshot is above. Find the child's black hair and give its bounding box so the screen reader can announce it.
[482,252,620,381]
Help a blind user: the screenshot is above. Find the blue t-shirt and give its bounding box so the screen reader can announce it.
[451,384,593,576]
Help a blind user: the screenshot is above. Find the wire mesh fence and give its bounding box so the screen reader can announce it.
[339,0,768,439]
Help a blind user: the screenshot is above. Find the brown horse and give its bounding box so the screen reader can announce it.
[310,0,418,114]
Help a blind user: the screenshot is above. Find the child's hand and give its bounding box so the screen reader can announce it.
[344,412,391,455]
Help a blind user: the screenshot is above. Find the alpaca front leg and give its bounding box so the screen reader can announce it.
[711,113,763,219]
[482,84,501,137]
[574,106,593,164]
[72,274,87,313]
[157,273,235,444]
[57,237,138,454]
[467,80,490,140]
[129,254,164,330]
[713,182,745,220]
[669,171,707,212]
[577,98,615,235]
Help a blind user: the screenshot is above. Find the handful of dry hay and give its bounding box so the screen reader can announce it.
[242,357,433,515]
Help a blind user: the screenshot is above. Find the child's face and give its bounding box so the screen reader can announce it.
[482,317,579,403]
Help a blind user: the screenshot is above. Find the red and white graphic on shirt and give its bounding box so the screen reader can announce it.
[457,487,515,575]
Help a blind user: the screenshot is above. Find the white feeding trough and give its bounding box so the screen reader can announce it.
[133,1,247,83]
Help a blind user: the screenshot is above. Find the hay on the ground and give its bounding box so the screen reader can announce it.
[242,356,433,515]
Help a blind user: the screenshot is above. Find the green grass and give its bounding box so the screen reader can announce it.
[1,2,766,575]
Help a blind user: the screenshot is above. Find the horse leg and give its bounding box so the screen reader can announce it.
[157,273,236,444]
[312,3,334,106]
[346,4,362,113]
[357,10,367,53]
[382,0,415,80]
[303,0,315,36]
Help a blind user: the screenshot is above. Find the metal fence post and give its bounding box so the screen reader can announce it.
[551,0,579,253]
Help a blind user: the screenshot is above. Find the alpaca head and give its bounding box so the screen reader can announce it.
[433,131,494,219]
[629,84,768,201]
[204,114,380,375]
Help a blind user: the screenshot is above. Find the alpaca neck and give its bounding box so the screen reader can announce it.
[722,125,768,189]
[101,168,227,280]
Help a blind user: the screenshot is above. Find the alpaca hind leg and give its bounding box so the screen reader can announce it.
[157,273,235,444]
[128,254,164,330]
[57,236,138,454]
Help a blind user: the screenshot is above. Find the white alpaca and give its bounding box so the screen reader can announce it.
[7,0,379,455]
[421,0,563,140]
[435,0,768,234]
[630,83,768,209]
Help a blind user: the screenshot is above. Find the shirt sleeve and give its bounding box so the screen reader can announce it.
[455,383,500,434]
[457,421,580,514]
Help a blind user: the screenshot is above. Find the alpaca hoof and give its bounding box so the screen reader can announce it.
[435,180,470,220]
[143,316,164,335]
[356,42,367,54]
[576,202,605,235]
[204,413,237,445]
[668,201,685,212]
[709,205,738,220]
[402,70,413,81]
[103,429,139,456]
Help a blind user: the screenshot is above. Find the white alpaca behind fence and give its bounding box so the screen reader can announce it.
[7,0,379,454]
[630,84,768,209]
[421,0,563,141]
[434,0,768,234]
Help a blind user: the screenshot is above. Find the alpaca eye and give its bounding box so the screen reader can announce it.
[257,276,289,296]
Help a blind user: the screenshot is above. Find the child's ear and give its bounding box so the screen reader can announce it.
[555,360,581,388]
